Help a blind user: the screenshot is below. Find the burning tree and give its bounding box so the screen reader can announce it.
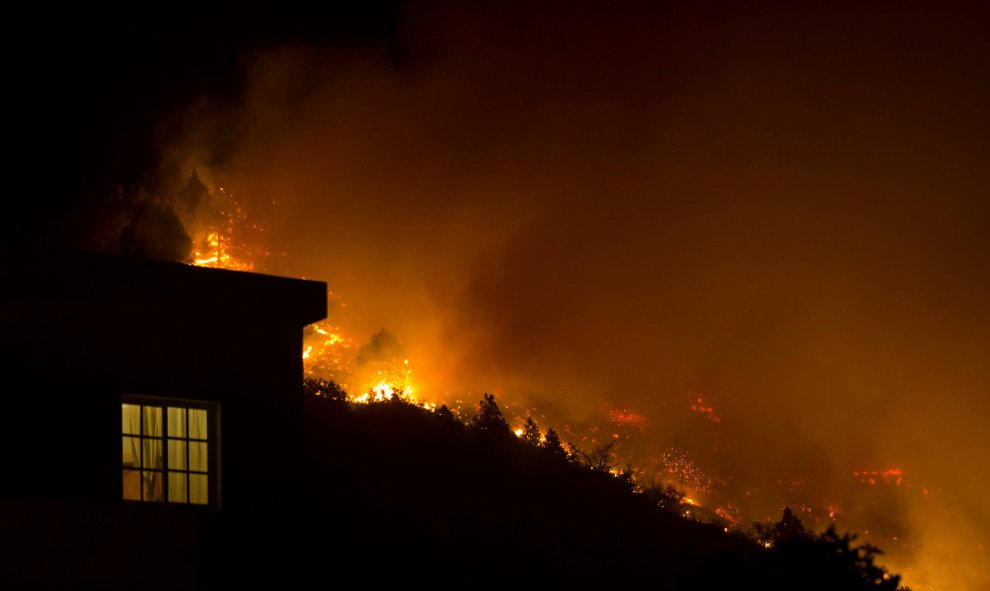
[349,329,417,404]
[180,172,266,271]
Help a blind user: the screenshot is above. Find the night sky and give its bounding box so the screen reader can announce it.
[14,3,989,588]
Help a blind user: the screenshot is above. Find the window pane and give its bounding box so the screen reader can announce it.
[168,472,188,503]
[188,408,207,440]
[189,441,208,472]
[143,470,163,502]
[168,440,187,470]
[143,406,162,437]
[142,438,162,469]
[122,436,140,467]
[189,474,208,505]
[122,404,141,434]
[122,400,216,506]
[123,469,141,500]
[167,407,186,437]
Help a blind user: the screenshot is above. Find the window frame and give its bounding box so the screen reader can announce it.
[121,394,220,509]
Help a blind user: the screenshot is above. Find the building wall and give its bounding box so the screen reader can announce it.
[3,291,306,507]
[0,253,325,588]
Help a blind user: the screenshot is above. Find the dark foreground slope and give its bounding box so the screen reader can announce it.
[209,393,904,590]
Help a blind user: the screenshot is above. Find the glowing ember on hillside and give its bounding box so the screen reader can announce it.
[714,505,740,526]
[302,319,443,409]
[303,318,358,384]
[658,442,713,498]
[853,469,904,486]
[608,408,647,430]
[185,182,269,272]
[192,230,254,270]
[689,396,720,424]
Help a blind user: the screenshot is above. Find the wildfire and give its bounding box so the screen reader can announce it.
[853,469,903,486]
[714,505,740,526]
[352,381,404,403]
[303,319,358,385]
[660,444,712,493]
[689,396,720,423]
[191,231,255,270]
[179,176,438,410]
[186,184,268,272]
[175,174,933,588]
[178,177,727,507]
[607,408,647,430]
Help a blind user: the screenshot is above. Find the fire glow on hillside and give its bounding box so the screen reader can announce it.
[183,180,944,589]
[164,157,979,590]
[187,190,433,409]
[150,6,989,585]
[19,3,990,588]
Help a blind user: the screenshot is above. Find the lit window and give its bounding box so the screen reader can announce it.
[122,398,217,506]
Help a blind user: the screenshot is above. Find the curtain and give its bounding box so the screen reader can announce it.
[121,403,162,502]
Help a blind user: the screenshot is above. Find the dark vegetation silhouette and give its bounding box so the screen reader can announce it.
[520,416,541,446]
[212,383,908,590]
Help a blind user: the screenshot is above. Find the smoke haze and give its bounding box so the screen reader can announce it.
[144,2,989,588]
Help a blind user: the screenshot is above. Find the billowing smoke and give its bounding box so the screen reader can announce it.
[154,2,988,588]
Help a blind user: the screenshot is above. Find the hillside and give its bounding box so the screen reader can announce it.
[209,388,905,590]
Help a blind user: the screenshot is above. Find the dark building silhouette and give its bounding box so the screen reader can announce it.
[0,250,326,588]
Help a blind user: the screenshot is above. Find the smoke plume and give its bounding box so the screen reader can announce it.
[159,3,989,588]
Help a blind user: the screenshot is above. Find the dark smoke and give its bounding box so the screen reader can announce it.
[115,200,192,262]
[357,329,406,368]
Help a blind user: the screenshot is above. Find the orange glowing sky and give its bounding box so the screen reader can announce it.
[13,3,990,589]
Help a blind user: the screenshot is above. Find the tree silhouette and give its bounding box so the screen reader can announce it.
[817,526,900,590]
[303,377,348,405]
[291,378,910,591]
[642,484,685,512]
[616,464,635,488]
[572,439,618,472]
[176,169,210,220]
[467,393,511,439]
[435,404,456,423]
[541,427,567,458]
[772,507,807,542]
[749,507,903,590]
[521,416,541,445]
[115,199,192,262]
